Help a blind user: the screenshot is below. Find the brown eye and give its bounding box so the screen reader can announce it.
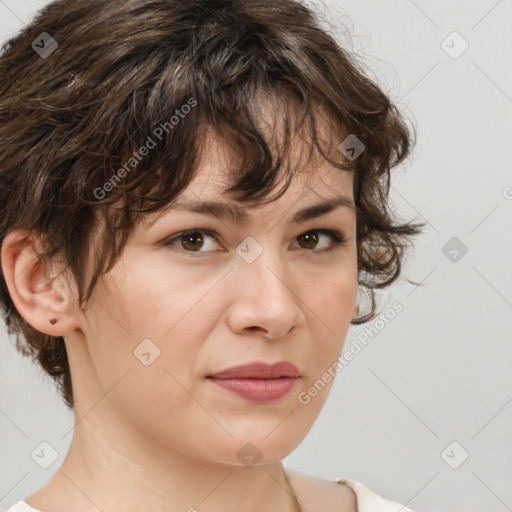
[293,229,345,253]
[181,231,205,252]
[297,231,319,249]
[164,229,219,254]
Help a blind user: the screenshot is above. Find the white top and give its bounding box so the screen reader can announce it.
[6,478,415,512]
[337,478,415,511]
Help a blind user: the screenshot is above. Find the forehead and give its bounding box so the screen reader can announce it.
[184,116,353,192]
[185,154,352,196]
[143,101,355,228]
[141,165,354,232]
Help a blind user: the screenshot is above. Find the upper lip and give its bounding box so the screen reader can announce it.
[208,361,301,379]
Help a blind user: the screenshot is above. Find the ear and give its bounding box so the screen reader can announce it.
[1,229,82,337]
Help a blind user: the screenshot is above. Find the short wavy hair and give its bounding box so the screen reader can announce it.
[0,0,425,408]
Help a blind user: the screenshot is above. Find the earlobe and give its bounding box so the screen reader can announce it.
[1,229,80,337]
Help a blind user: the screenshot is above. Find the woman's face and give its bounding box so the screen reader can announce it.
[73,132,358,466]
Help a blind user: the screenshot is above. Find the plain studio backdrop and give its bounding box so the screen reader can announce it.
[1,1,511,511]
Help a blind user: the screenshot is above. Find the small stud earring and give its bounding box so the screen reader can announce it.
[49,318,57,325]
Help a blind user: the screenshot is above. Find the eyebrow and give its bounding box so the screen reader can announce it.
[164,195,356,224]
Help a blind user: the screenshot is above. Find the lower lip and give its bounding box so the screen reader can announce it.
[208,377,299,403]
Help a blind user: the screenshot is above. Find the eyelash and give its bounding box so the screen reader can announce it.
[162,228,346,257]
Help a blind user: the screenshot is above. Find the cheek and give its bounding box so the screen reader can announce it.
[305,272,357,342]
[83,260,216,400]
[91,254,209,344]
[78,271,178,401]
[81,273,209,448]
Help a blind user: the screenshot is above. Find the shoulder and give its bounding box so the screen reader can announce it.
[285,468,415,512]
[285,468,357,512]
[4,501,42,512]
[337,478,415,512]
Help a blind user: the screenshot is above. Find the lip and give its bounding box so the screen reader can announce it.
[207,361,301,403]
[208,361,300,379]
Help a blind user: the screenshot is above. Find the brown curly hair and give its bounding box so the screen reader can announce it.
[0,0,425,409]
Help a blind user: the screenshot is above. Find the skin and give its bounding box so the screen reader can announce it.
[2,122,359,512]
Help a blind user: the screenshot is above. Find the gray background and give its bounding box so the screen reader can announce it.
[1,1,511,511]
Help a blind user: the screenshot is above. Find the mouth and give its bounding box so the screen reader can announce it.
[207,361,301,403]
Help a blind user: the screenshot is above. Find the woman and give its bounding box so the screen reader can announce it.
[0,0,424,510]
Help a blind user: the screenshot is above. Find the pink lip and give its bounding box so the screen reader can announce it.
[207,361,301,403]
[208,361,300,379]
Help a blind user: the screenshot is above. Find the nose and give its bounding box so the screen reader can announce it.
[226,246,305,339]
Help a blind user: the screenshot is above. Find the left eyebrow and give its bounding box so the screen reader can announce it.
[163,194,356,224]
